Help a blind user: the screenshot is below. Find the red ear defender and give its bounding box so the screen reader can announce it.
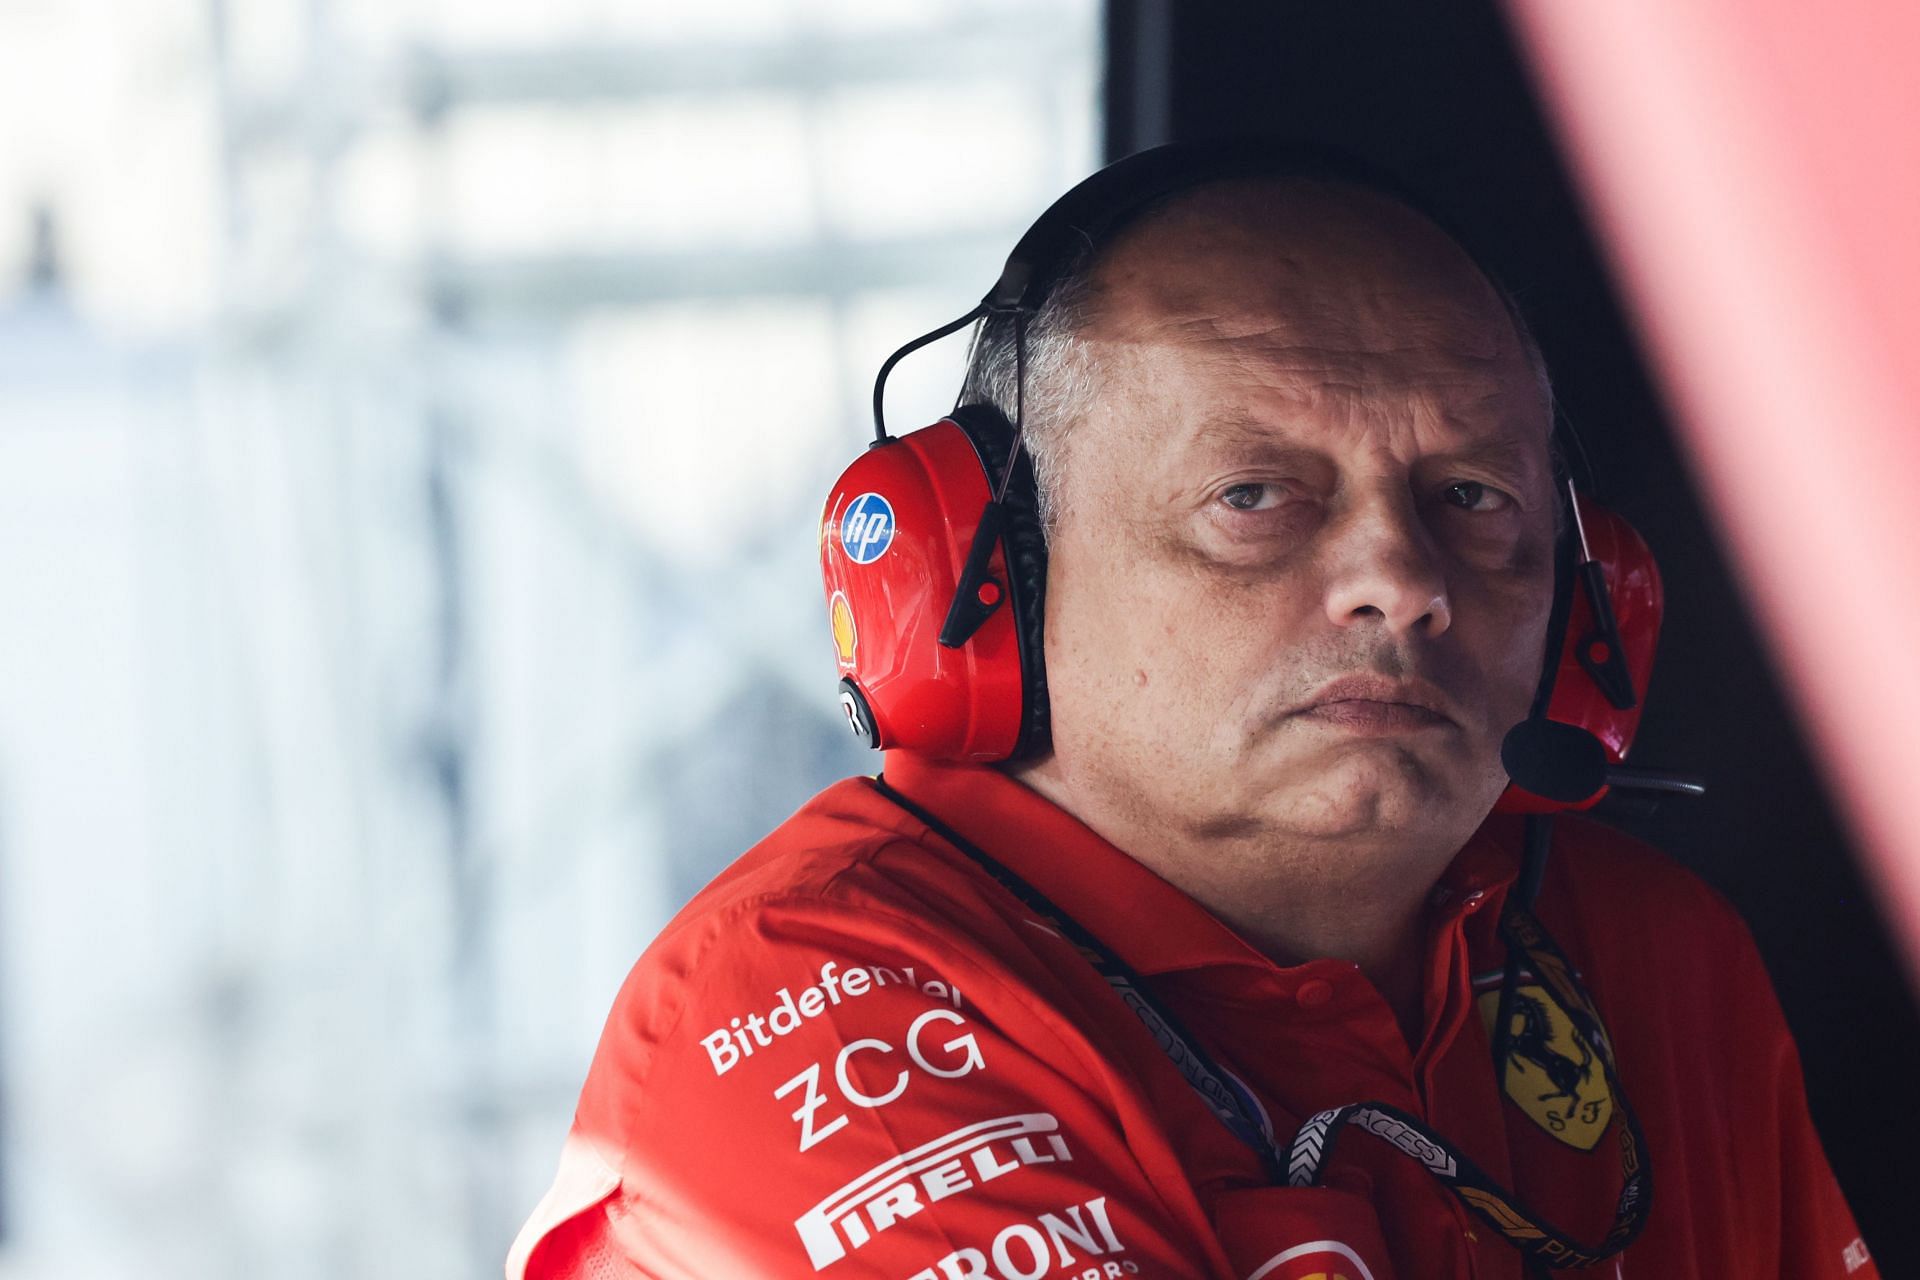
[819,413,1038,761]
[1494,494,1664,814]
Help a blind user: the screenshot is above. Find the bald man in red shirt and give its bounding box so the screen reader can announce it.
[508,160,1874,1279]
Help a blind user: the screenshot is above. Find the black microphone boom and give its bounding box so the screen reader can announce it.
[1501,718,1707,806]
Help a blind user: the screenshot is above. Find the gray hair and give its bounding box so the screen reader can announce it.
[956,263,1102,539]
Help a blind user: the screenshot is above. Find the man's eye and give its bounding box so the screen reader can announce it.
[1442,481,1511,512]
[1219,483,1279,511]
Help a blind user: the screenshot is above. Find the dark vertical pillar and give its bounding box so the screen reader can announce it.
[1103,0,1174,157]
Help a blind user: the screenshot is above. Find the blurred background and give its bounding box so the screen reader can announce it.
[1,2,1913,1278]
[0,1,1095,1276]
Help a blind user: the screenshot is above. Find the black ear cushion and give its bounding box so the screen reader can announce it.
[946,404,1052,759]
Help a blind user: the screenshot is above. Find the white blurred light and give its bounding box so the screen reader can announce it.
[441,99,815,255]
[0,0,214,331]
[414,0,803,47]
[0,3,1098,1278]
[819,83,1053,235]
[569,299,840,563]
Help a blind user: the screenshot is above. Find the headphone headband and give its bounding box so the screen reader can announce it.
[984,139,1438,314]
[878,140,1443,442]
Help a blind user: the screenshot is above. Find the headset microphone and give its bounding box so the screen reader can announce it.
[1501,718,1707,808]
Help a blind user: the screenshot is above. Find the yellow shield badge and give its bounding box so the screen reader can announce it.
[1478,984,1614,1151]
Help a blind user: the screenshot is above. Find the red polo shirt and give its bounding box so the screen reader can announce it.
[508,755,1875,1280]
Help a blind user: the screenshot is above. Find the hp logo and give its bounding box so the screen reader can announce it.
[839,493,896,565]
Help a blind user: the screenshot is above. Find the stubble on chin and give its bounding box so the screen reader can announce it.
[1184,715,1500,848]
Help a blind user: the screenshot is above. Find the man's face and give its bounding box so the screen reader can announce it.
[1035,183,1558,853]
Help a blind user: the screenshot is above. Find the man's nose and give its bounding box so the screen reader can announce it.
[1321,494,1453,636]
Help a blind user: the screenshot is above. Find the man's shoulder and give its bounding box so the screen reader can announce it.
[660,775,902,927]
[1547,814,1741,923]
[585,774,1054,1089]
[520,778,1217,1280]
[1540,813,1761,976]
[653,774,1018,956]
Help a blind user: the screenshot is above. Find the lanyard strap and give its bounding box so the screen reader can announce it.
[871,776,1653,1269]
[1286,906,1653,1269]
[874,777,1285,1179]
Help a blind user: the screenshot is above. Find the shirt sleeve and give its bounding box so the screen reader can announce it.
[506,885,1400,1280]
[1671,880,1881,1280]
[1738,933,1881,1278]
[1552,818,1882,1279]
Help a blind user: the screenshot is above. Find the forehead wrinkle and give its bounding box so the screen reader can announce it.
[1162,347,1537,437]
[1124,302,1529,392]
[1086,235,1551,465]
[1180,409,1331,464]
[1149,372,1546,488]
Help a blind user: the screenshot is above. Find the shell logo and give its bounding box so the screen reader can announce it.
[830,591,858,667]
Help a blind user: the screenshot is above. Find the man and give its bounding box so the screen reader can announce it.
[508,155,1873,1278]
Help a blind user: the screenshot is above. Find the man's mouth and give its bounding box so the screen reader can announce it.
[1291,674,1457,733]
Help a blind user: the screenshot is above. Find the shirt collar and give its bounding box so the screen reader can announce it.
[877,752,1525,979]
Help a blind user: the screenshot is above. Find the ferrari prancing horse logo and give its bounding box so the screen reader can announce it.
[1478,983,1615,1151]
